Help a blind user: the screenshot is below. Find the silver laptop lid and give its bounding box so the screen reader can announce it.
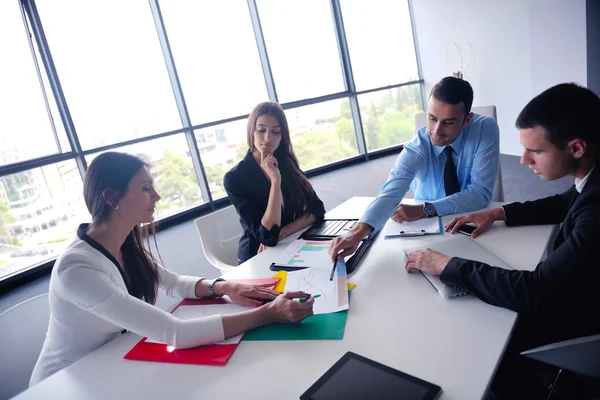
[403,235,513,299]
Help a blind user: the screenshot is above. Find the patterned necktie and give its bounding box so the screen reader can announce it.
[444,146,460,196]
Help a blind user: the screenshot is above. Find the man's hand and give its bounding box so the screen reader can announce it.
[329,223,372,261]
[391,204,425,223]
[444,208,505,239]
[405,249,451,275]
[257,243,268,254]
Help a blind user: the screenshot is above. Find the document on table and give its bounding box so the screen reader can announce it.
[274,239,334,269]
[145,303,253,345]
[284,261,349,315]
[384,217,443,238]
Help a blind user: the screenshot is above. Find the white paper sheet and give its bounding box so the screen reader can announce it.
[274,239,334,268]
[284,261,349,315]
[384,217,442,237]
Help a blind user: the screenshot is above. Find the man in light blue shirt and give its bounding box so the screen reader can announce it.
[330,77,500,260]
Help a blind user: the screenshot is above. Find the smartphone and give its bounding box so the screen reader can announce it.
[456,224,476,236]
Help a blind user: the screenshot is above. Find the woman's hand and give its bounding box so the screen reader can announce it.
[263,291,314,323]
[220,282,279,307]
[260,153,281,183]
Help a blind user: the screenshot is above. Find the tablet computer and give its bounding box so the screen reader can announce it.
[300,352,443,400]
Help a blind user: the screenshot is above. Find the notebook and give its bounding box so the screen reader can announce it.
[403,235,514,299]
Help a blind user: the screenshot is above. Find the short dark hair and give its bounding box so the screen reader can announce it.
[430,77,474,116]
[515,83,600,151]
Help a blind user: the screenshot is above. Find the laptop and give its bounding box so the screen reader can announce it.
[300,219,358,239]
[403,235,514,299]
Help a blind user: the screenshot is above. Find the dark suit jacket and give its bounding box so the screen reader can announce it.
[440,166,600,348]
[224,151,326,264]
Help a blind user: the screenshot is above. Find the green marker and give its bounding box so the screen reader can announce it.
[299,294,321,303]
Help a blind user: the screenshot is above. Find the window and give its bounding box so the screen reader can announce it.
[358,85,423,152]
[160,0,269,124]
[0,0,68,166]
[0,161,85,280]
[2,0,424,283]
[35,0,182,149]
[286,99,358,171]
[85,135,205,219]
[341,0,419,91]
[195,119,248,200]
[257,0,345,103]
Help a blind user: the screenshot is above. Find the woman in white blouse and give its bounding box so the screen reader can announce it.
[30,152,314,385]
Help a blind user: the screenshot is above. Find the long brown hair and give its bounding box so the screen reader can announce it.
[83,152,160,304]
[247,102,315,216]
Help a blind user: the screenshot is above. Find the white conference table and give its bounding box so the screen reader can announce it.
[15,197,556,400]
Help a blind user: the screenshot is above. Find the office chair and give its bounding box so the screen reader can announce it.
[195,206,243,274]
[522,334,600,399]
[0,293,50,398]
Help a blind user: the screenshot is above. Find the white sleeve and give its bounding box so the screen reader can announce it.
[55,252,224,349]
[157,264,201,299]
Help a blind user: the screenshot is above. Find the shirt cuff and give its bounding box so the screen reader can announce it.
[258,223,280,246]
[358,216,380,233]
[439,257,468,288]
[430,199,452,216]
[500,203,519,226]
[179,276,202,299]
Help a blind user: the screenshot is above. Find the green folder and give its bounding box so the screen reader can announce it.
[243,292,351,341]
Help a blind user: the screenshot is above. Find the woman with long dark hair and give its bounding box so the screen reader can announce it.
[30,152,314,385]
[224,102,326,263]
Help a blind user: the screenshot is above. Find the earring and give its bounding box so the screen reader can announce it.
[114,204,119,211]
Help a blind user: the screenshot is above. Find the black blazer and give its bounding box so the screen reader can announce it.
[440,166,600,348]
[224,151,326,264]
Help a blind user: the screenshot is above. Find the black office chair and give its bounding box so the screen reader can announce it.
[521,334,600,399]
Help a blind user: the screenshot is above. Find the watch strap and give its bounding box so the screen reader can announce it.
[208,278,225,297]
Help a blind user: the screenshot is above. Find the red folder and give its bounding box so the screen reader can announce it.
[123,278,279,366]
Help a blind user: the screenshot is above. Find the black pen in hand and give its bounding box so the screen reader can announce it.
[329,258,338,281]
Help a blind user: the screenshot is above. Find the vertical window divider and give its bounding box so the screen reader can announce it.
[21,0,87,180]
[247,0,278,102]
[330,0,367,159]
[149,0,213,208]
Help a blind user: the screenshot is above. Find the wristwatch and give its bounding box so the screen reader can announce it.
[207,277,226,297]
[423,202,438,218]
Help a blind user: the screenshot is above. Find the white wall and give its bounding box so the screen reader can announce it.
[411,0,587,156]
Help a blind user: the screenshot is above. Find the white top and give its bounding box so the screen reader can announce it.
[575,166,595,193]
[29,225,224,386]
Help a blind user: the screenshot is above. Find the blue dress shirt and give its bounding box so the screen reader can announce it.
[360,114,500,231]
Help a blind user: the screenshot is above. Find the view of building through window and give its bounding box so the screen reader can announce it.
[0,0,421,281]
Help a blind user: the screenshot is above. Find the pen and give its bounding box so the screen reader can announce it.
[329,259,337,281]
[299,294,321,303]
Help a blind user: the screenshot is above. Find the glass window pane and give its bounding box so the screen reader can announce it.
[0,160,85,280]
[0,1,67,166]
[85,135,205,219]
[195,120,248,200]
[341,0,419,90]
[359,85,424,152]
[286,99,358,170]
[160,0,269,124]
[36,0,182,149]
[257,0,345,103]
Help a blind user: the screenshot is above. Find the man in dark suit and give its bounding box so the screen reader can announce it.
[405,83,600,399]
